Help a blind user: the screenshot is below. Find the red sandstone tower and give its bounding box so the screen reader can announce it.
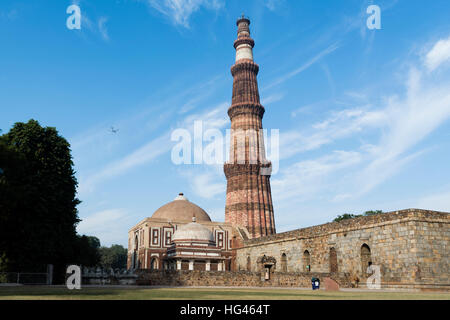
[224,16,276,238]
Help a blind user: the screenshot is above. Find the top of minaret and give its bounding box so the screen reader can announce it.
[236,14,250,26]
[234,15,255,62]
[236,14,251,39]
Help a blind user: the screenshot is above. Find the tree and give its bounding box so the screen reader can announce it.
[333,213,362,222]
[333,210,384,222]
[99,245,128,270]
[74,236,101,268]
[0,120,81,282]
[363,210,384,216]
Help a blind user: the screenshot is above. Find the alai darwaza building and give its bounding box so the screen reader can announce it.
[127,193,233,271]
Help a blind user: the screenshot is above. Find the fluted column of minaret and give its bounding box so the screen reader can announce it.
[224,16,276,239]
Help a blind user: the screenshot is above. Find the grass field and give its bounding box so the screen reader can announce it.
[0,286,449,300]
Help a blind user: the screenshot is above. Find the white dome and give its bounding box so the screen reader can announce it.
[172,219,215,243]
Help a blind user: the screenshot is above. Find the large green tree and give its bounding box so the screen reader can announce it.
[0,120,81,281]
[99,245,128,270]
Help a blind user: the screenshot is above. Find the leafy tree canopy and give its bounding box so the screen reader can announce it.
[0,120,97,281]
[333,210,384,222]
[99,245,128,270]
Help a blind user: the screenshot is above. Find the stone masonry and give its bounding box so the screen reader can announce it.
[234,209,450,290]
[137,270,351,288]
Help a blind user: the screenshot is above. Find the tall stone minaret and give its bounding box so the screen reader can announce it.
[224,16,276,239]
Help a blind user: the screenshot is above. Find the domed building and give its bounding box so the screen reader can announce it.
[127,193,232,271]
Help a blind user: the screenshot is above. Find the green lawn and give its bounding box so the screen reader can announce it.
[0,286,449,300]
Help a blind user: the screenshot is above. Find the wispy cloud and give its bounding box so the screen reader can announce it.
[416,189,450,212]
[78,133,172,196]
[265,42,340,89]
[180,167,225,199]
[425,35,450,72]
[261,92,285,105]
[77,208,133,246]
[275,35,450,204]
[264,0,284,12]
[0,9,18,21]
[272,151,362,203]
[146,0,224,28]
[353,65,450,195]
[76,100,228,196]
[280,106,385,159]
[98,17,109,41]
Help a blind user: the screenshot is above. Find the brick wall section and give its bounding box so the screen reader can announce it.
[136,270,351,288]
[235,209,450,289]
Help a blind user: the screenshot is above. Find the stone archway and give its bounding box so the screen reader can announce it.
[361,244,372,274]
[329,247,338,273]
[257,255,277,280]
[150,257,158,270]
[281,253,288,272]
[303,250,311,272]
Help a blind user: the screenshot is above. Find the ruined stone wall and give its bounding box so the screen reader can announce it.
[235,209,450,289]
[137,270,351,288]
[414,219,449,286]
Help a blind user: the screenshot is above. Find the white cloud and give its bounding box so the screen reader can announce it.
[279,106,385,159]
[78,133,171,196]
[272,151,362,203]
[265,42,340,89]
[275,35,450,203]
[98,17,109,41]
[77,209,132,246]
[72,5,110,42]
[261,92,285,105]
[146,0,224,28]
[264,0,284,11]
[416,190,450,212]
[425,36,450,72]
[73,76,226,196]
[354,65,450,194]
[182,102,228,130]
[190,170,225,199]
[0,9,18,21]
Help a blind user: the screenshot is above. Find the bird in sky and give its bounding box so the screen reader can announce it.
[110,126,119,134]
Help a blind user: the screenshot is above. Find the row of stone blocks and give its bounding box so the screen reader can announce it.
[135,270,351,288]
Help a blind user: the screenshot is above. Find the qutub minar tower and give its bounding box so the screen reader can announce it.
[224,16,276,239]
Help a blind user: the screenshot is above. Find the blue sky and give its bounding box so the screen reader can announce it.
[1,0,450,247]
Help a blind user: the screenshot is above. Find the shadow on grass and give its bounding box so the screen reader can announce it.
[0,286,123,298]
[1,286,448,300]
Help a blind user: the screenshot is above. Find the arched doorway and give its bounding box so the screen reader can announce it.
[281,253,287,272]
[247,256,251,271]
[329,247,338,273]
[133,234,139,269]
[257,255,276,280]
[303,250,311,272]
[361,244,372,274]
[150,257,158,270]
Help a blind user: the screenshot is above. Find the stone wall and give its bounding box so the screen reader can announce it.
[235,209,450,290]
[136,270,351,288]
